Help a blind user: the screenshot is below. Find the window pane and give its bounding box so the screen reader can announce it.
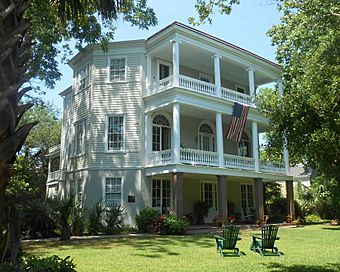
[110,58,126,82]
[107,116,124,151]
[105,178,122,207]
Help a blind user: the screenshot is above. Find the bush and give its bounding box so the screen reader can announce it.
[304,214,323,224]
[103,205,124,234]
[267,198,303,223]
[87,202,105,235]
[20,255,76,271]
[72,205,85,236]
[193,202,210,224]
[135,207,159,233]
[164,214,189,235]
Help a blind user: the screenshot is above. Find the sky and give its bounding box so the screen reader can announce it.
[41,0,282,111]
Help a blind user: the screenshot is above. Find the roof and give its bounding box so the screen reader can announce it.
[147,21,281,70]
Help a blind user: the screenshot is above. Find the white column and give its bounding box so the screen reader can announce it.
[173,103,180,164]
[216,112,224,167]
[252,121,260,171]
[144,112,152,165]
[172,39,180,86]
[247,66,256,97]
[277,79,290,174]
[213,54,222,97]
[48,158,52,176]
[146,54,152,91]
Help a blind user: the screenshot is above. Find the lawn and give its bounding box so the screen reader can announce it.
[23,224,340,272]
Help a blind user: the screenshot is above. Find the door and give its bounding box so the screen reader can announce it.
[199,133,215,151]
[200,181,218,223]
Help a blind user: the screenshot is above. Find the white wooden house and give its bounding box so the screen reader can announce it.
[46,22,295,225]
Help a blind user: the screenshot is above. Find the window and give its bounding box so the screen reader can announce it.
[107,116,125,151]
[238,132,250,157]
[235,84,246,94]
[152,179,171,212]
[75,63,90,93]
[70,180,76,196]
[241,184,254,208]
[109,57,126,82]
[200,181,217,210]
[199,72,213,83]
[159,64,170,80]
[77,179,83,203]
[198,122,215,152]
[75,119,86,155]
[104,177,122,207]
[152,114,171,151]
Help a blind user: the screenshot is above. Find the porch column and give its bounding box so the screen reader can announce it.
[173,103,181,164]
[217,175,228,221]
[171,38,180,87]
[254,178,264,221]
[252,121,260,171]
[286,180,295,218]
[247,66,256,97]
[215,112,224,167]
[172,172,183,217]
[144,112,152,165]
[213,54,222,97]
[146,54,152,90]
[277,79,290,174]
[48,157,52,175]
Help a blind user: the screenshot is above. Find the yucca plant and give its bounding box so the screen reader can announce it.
[103,205,124,234]
[87,202,105,235]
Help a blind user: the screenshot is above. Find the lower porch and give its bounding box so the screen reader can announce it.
[147,173,295,224]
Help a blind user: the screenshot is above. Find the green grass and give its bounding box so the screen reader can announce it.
[23,224,340,272]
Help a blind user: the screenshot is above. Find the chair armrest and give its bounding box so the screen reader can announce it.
[237,236,242,241]
[252,235,262,240]
[275,237,280,240]
[214,235,225,241]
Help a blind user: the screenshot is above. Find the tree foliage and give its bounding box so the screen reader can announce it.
[257,0,340,182]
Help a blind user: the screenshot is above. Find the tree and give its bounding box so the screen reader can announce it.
[0,0,156,267]
[257,0,340,182]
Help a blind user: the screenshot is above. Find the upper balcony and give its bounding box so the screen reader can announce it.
[145,24,282,109]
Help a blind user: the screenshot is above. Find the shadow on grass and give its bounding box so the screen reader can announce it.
[322,227,340,231]
[264,263,340,272]
[23,235,215,258]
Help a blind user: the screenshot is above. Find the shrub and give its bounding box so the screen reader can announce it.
[154,215,167,235]
[103,205,124,234]
[72,205,85,236]
[20,255,76,271]
[87,202,105,235]
[135,207,159,233]
[304,214,323,224]
[267,198,303,223]
[164,214,189,235]
[193,202,210,224]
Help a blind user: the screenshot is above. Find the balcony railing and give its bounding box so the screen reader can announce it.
[260,160,286,174]
[145,75,255,106]
[180,148,219,167]
[224,154,255,170]
[48,144,61,154]
[48,170,60,181]
[146,149,286,175]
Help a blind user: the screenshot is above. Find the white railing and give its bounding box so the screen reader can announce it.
[147,150,173,166]
[48,170,60,181]
[48,144,61,154]
[147,75,174,96]
[221,87,254,106]
[224,154,255,170]
[179,75,216,96]
[180,148,219,167]
[260,160,286,174]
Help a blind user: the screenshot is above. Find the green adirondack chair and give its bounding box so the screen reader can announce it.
[214,225,241,257]
[250,225,280,256]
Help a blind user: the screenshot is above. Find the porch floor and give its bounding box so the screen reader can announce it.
[187,223,296,235]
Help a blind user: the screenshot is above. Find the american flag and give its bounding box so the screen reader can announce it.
[226,102,249,142]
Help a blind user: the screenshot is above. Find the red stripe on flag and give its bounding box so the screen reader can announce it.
[226,104,249,142]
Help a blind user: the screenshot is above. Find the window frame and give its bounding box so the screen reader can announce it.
[74,62,91,94]
[152,114,171,151]
[235,84,247,94]
[105,114,126,153]
[199,72,214,83]
[240,184,254,209]
[151,178,172,211]
[200,180,217,211]
[102,177,123,208]
[107,56,127,83]
[75,119,86,156]
[156,59,172,81]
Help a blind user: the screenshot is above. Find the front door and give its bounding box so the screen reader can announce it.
[200,181,218,223]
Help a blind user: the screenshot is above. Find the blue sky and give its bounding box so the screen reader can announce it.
[42,0,281,111]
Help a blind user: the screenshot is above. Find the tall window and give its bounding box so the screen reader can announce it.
[77,179,83,203]
[109,57,126,82]
[76,119,86,155]
[107,116,125,151]
[198,122,215,152]
[152,179,171,211]
[152,115,171,151]
[159,63,170,80]
[200,181,217,210]
[75,63,90,93]
[238,132,250,157]
[241,184,254,208]
[105,177,122,207]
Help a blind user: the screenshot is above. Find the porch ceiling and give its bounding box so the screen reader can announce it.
[151,41,276,86]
